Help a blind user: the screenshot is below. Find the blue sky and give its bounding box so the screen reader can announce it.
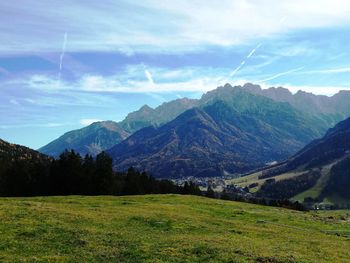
[1,0,350,149]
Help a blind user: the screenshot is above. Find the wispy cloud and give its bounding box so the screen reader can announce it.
[0,67,11,76]
[302,67,350,74]
[57,32,68,86]
[80,119,102,126]
[2,1,350,54]
[9,99,19,105]
[259,67,305,82]
[6,63,349,96]
[0,122,70,129]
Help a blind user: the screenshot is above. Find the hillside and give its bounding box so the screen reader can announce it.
[39,98,197,157]
[39,121,130,157]
[0,195,349,262]
[119,98,198,133]
[0,139,49,163]
[108,88,327,178]
[231,117,350,208]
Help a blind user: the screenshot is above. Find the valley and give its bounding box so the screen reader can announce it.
[2,2,350,262]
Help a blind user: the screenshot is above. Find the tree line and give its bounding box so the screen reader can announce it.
[0,148,308,211]
[0,150,201,197]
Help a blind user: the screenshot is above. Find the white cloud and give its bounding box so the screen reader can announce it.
[5,64,350,98]
[2,0,350,54]
[80,119,103,126]
[0,122,70,129]
[301,67,350,74]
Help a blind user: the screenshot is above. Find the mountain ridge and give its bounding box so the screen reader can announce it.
[107,89,329,178]
[39,83,350,157]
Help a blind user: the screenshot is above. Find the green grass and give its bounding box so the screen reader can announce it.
[0,195,350,262]
[228,170,304,192]
[292,165,332,202]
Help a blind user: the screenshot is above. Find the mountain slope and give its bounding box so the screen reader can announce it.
[0,139,49,162]
[119,98,198,133]
[233,117,350,207]
[39,98,197,157]
[286,117,350,170]
[0,138,50,179]
[108,89,327,178]
[39,121,130,157]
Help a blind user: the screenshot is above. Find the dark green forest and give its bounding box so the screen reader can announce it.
[0,150,200,197]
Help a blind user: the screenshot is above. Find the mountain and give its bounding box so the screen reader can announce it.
[243,83,350,125]
[107,88,328,178]
[39,121,130,157]
[40,83,350,158]
[119,98,198,133]
[233,117,350,208]
[286,117,350,169]
[39,98,197,157]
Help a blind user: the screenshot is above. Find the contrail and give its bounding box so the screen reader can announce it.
[142,64,166,102]
[57,32,68,86]
[247,43,262,58]
[228,61,246,79]
[259,66,304,82]
[221,43,262,84]
[145,69,155,85]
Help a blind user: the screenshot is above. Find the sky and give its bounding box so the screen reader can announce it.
[1,0,350,149]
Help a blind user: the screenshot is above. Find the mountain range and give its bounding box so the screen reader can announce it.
[38,83,350,178]
[107,87,329,178]
[3,82,350,205]
[39,83,350,158]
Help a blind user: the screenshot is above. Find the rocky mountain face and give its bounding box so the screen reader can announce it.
[242,83,350,125]
[119,98,198,133]
[107,88,328,178]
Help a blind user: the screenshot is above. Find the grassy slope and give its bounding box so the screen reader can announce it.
[0,195,349,262]
[228,170,304,192]
[292,164,333,202]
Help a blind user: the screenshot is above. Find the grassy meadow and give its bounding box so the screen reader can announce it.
[0,195,349,262]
